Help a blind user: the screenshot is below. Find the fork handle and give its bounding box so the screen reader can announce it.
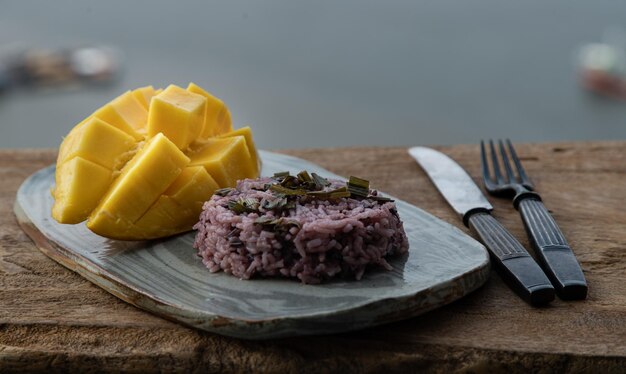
[467,211,554,306]
[517,197,588,300]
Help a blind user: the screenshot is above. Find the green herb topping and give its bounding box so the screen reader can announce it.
[226,171,394,215]
[347,176,370,198]
[270,184,307,196]
[273,171,291,179]
[227,197,259,214]
[215,187,235,196]
[312,173,331,189]
[268,171,393,202]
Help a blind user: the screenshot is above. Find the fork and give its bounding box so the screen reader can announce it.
[481,139,588,300]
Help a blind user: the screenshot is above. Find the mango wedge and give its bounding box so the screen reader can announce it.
[189,136,256,187]
[58,117,138,170]
[92,92,147,138]
[132,166,220,238]
[52,157,113,224]
[87,133,190,238]
[147,85,206,150]
[132,85,158,109]
[164,165,219,210]
[218,126,260,174]
[187,82,233,138]
[52,82,260,240]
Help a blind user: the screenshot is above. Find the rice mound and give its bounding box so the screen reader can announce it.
[193,177,409,284]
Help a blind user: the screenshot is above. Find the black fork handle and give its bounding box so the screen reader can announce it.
[515,197,588,300]
[466,211,555,306]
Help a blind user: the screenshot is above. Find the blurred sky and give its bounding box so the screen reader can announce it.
[1,1,626,149]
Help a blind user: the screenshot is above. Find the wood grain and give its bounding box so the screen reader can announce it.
[2,143,626,372]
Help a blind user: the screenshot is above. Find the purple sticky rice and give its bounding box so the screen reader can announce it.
[193,177,409,284]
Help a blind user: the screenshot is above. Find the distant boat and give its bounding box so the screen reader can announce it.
[0,44,122,94]
[578,28,626,99]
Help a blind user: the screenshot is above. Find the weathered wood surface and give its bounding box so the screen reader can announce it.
[1,142,625,373]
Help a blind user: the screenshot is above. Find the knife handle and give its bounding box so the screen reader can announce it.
[516,197,588,300]
[467,211,555,306]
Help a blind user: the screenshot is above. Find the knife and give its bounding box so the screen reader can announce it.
[408,147,555,306]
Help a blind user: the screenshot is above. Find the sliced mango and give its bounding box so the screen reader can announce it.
[52,117,135,213]
[56,121,84,168]
[58,118,138,170]
[147,85,206,150]
[92,92,147,138]
[132,86,157,109]
[52,157,113,224]
[218,126,260,174]
[131,166,220,238]
[53,82,260,240]
[110,91,149,132]
[187,82,233,138]
[87,133,189,238]
[189,136,256,187]
[164,166,219,209]
[133,197,185,236]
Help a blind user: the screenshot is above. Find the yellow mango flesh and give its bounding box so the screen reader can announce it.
[132,86,157,109]
[110,91,149,132]
[187,82,233,138]
[87,133,190,238]
[164,165,219,209]
[189,136,256,187]
[52,157,112,224]
[218,126,260,174]
[58,117,138,170]
[147,85,206,150]
[131,166,220,238]
[92,92,146,138]
[53,82,260,240]
[56,122,84,168]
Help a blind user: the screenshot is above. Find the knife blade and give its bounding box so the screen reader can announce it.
[408,147,555,306]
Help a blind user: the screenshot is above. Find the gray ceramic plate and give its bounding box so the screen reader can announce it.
[14,150,490,339]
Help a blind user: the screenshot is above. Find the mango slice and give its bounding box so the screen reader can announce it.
[132,85,157,109]
[219,126,260,174]
[58,118,138,170]
[164,165,219,210]
[87,133,190,238]
[52,82,260,240]
[131,166,220,238]
[189,136,256,187]
[52,157,113,224]
[187,82,233,138]
[92,92,147,138]
[147,85,206,150]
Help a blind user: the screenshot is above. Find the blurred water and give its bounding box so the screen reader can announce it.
[1,1,626,149]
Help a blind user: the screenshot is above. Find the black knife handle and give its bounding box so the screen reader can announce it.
[467,211,555,306]
[516,197,588,300]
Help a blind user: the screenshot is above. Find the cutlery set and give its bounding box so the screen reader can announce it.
[409,140,587,306]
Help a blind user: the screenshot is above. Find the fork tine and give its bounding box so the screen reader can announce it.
[480,140,494,187]
[488,140,504,184]
[506,139,533,187]
[498,139,516,183]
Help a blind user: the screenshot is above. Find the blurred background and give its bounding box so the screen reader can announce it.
[1,0,626,150]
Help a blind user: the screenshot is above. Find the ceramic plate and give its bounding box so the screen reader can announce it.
[14,150,490,339]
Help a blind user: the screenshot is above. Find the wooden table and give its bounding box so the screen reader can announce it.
[1,142,625,372]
